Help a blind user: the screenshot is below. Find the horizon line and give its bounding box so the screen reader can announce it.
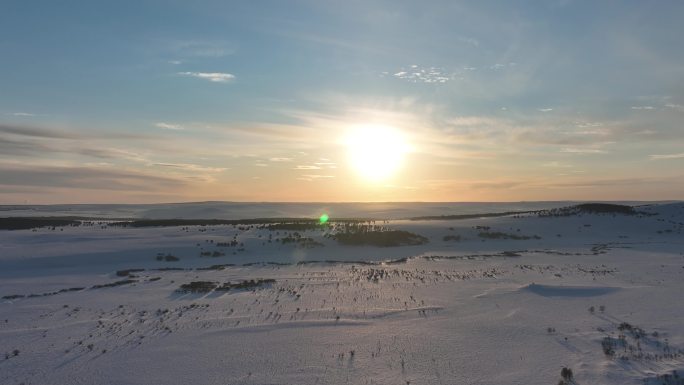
[1,199,682,207]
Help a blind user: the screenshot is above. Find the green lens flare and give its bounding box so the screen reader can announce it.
[319,213,329,224]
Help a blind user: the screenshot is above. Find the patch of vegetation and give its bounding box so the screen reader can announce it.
[91,279,136,289]
[215,279,276,291]
[216,240,239,247]
[538,203,651,217]
[646,371,684,385]
[3,286,85,300]
[601,336,620,356]
[199,251,225,257]
[54,287,84,294]
[177,279,275,293]
[331,224,428,247]
[267,222,326,231]
[477,231,541,240]
[112,219,250,227]
[279,233,324,248]
[576,203,637,214]
[110,218,367,228]
[442,235,462,242]
[409,211,535,221]
[177,281,217,293]
[270,230,325,248]
[155,254,179,261]
[618,321,646,337]
[2,294,25,300]
[599,321,683,362]
[558,367,574,385]
[196,264,235,271]
[0,217,81,230]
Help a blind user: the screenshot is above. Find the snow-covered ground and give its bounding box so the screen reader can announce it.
[1,202,683,385]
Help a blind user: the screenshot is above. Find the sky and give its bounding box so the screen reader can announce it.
[1,0,683,203]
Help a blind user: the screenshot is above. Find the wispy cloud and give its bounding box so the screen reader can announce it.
[665,103,684,111]
[514,130,606,146]
[5,112,35,117]
[631,106,656,110]
[387,65,451,84]
[0,134,148,162]
[489,62,516,70]
[649,153,684,160]
[152,162,227,172]
[178,72,235,83]
[0,164,185,191]
[294,165,321,170]
[1,123,148,140]
[175,41,236,57]
[575,121,604,128]
[298,174,334,181]
[0,124,77,139]
[471,181,523,190]
[543,177,674,189]
[155,122,184,130]
[269,157,293,162]
[560,148,607,154]
[542,161,573,168]
[0,124,160,164]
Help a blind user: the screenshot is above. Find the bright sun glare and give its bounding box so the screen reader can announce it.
[346,125,409,181]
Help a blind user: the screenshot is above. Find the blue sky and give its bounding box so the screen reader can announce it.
[1,1,683,203]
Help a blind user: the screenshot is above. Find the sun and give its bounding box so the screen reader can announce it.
[345,124,409,181]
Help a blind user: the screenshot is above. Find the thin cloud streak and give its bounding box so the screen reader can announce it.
[0,124,78,139]
[177,72,235,83]
[650,153,684,160]
[0,164,186,191]
[155,122,184,130]
[152,163,228,173]
[298,174,334,181]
